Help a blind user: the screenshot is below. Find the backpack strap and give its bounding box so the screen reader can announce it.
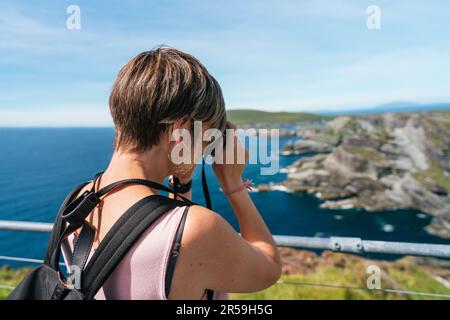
[47,172,193,269]
[45,170,214,299]
[44,181,90,265]
[60,177,192,228]
[46,173,103,269]
[80,195,187,299]
[206,289,214,300]
[165,206,189,298]
[70,221,96,272]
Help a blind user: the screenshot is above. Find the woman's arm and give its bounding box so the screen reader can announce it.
[224,181,280,269]
[171,123,282,296]
[212,123,281,273]
[182,199,282,293]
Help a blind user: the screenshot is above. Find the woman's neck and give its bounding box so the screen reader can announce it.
[102,146,169,185]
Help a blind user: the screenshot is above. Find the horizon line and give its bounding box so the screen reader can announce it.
[1,101,449,128]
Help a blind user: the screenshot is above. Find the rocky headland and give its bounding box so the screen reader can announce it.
[260,111,450,238]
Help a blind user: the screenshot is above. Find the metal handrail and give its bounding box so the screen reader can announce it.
[1,220,450,258]
[2,219,450,299]
[0,220,53,233]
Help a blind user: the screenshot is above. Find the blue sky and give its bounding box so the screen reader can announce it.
[0,0,449,126]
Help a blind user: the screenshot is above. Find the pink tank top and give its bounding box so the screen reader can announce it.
[61,206,228,300]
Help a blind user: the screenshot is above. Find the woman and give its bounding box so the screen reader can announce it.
[63,47,282,300]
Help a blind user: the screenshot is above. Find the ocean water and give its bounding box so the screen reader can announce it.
[0,127,449,265]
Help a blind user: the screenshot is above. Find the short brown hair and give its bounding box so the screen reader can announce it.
[109,47,226,152]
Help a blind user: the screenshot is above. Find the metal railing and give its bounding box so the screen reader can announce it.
[0,220,53,233]
[2,220,450,258]
[1,219,450,299]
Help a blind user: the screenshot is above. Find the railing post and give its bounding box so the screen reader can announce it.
[330,237,364,254]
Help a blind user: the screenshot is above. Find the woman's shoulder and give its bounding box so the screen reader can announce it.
[183,205,230,244]
[180,204,241,262]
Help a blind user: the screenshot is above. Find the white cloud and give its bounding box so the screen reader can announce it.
[1,1,449,123]
[0,9,60,36]
[0,106,113,127]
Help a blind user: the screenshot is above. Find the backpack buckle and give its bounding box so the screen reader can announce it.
[61,191,101,228]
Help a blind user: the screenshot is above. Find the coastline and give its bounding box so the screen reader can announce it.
[257,111,450,239]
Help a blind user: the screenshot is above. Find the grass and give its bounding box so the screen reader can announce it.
[388,263,450,300]
[231,255,450,300]
[0,267,31,299]
[342,146,385,161]
[413,160,450,194]
[2,252,450,300]
[436,108,450,118]
[231,269,398,300]
[226,109,330,125]
[422,113,450,150]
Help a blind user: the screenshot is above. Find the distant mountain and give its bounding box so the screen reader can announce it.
[226,109,331,125]
[318,101,450,116]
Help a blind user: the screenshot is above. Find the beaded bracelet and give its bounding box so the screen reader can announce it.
[223,178,254,196]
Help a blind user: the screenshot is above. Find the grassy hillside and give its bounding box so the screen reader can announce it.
[226,109,330,125]
[2,250,450,300]
[231,251,450,300]
[0,267,29,299]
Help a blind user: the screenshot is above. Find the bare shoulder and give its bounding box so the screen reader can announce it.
[181,205,233,246]
[179,204,250,276]
[167,205,235,299]
[170,204,281,297]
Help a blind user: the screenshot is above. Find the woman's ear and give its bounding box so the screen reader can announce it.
[171,117,191,142]
[168,117,191,144]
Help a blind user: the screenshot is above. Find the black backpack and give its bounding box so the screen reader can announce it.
[7,172,206,300]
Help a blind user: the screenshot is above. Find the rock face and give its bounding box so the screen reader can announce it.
[276,111,450,238]
[281,140,333,155]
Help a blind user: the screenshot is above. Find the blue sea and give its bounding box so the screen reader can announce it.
[1,127,449,265]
